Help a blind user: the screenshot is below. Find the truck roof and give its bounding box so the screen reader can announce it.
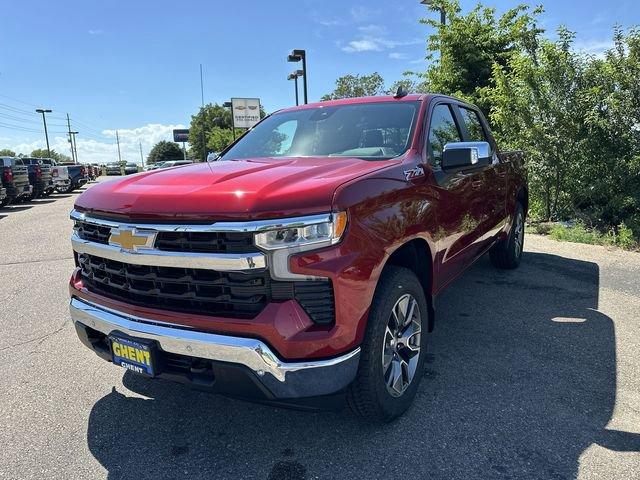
[278,94,431,113]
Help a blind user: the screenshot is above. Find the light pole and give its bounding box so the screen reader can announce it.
[287,70,304,106]
[420,0,446,25]
[287,50,307,104]
[223,101,236,140]
[36,108,52,157]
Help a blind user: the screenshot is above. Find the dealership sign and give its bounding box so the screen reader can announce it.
[231,98,261,128]
[173,129,189,142]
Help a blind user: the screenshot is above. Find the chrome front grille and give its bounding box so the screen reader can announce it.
[70,210,335,324]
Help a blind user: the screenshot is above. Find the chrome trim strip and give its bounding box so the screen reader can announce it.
[71,209,333,233]
[71,233,266,271]
[70,297,360,384]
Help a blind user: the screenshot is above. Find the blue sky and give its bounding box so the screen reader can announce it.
[1,0,637,163]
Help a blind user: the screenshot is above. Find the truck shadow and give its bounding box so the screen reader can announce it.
[86,251,638,480]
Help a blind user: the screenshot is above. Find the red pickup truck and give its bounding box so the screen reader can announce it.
[69,93,526,421]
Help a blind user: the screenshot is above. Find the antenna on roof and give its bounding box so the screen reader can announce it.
[393,85,409,99]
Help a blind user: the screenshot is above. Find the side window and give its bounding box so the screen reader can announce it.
[427,104,462,167]
[459,107,488,142]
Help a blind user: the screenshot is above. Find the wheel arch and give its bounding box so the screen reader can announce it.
[381,238,435,332]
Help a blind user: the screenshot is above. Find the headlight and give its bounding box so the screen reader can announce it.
[254,212,348,251]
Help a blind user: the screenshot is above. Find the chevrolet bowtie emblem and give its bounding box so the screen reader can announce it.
[109,228,156,252]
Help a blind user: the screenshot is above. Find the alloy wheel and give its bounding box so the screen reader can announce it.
[382,293,422,397]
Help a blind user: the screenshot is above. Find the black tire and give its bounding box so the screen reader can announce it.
[490,202,525,269]
[348,265,428,422]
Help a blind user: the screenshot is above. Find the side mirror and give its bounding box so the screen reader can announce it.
[442,141,491,171]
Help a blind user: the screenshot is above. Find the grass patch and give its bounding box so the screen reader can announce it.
[527,222,638,250]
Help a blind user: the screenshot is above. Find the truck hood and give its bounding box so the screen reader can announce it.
[75,156,397,220]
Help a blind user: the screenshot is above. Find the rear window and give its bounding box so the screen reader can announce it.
[459,107,488,142]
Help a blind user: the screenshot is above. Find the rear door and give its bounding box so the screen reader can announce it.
[455,105,508,245]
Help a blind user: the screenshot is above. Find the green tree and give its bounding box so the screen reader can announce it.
[488,28,586,221]
[0,149,17,156]
[30,149,72,163]
[188,103,234,161]
[420,0,544,115]
[206,127,238,153]
[147,141,184,164]
[321,72,386,100]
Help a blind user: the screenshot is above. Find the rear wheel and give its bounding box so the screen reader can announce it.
[490,202,525,269]
[348,266,428,422]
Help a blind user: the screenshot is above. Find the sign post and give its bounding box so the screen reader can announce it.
[173,129,190,161]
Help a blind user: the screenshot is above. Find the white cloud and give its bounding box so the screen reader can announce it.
[342,35,422,53]
[358,24,386,35]
[5,123,185,165]
[574,39,613,58]
[88,29,103,35]
[350,6,379,22]
[317,18,345,27]
[342,39,382,53]
[389,52,409,60]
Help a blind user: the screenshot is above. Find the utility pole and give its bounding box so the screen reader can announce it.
[66,114,76,163]
[199,64,206,163]
[36,108,53,157]
[116,130,122,162]
[139,141,145,168]
[71,132,79,164]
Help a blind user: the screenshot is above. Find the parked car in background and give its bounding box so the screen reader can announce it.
[22,157,55,199]
[162,160,193,169]
[91,164,101,179]
[106,163,121,175]
[0,157,32,205]
[68,93,527,422]
[124,163,139,175]
[52,163,88,193]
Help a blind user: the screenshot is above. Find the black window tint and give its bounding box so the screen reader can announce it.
[459,107,487,142]
[427,104,462,167]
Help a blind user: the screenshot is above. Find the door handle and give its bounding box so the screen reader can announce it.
[471,180,483,188]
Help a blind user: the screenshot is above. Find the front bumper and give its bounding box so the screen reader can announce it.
[70,297,360,399]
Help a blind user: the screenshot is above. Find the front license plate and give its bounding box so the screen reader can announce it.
[110,335,156,376]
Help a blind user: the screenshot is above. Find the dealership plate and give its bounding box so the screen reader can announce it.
[110,334,156,376]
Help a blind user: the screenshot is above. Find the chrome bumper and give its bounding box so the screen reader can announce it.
[70,297,360,398]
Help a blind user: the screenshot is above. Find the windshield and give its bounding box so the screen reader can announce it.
[222,101,419,161]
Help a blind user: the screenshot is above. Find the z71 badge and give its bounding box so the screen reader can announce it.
[404,166,425,181]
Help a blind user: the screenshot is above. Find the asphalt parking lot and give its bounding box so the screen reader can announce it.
[1,180,639,480]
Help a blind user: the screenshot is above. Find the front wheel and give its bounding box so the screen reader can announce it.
[348,266,428,422]
[490,202,525,269]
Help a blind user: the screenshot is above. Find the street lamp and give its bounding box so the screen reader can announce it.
[420,0,446,25]
[223,101,236,140]
[35,108,52,158]
[287,70,304,106]
[287,49,308,104]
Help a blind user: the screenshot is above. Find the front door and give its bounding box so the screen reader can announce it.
[425,102,488,291]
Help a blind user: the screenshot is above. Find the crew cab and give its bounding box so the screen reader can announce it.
[68,94,527,421]
[0,157,32,205]
[52,163,88,193]
[22,157,55,199]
